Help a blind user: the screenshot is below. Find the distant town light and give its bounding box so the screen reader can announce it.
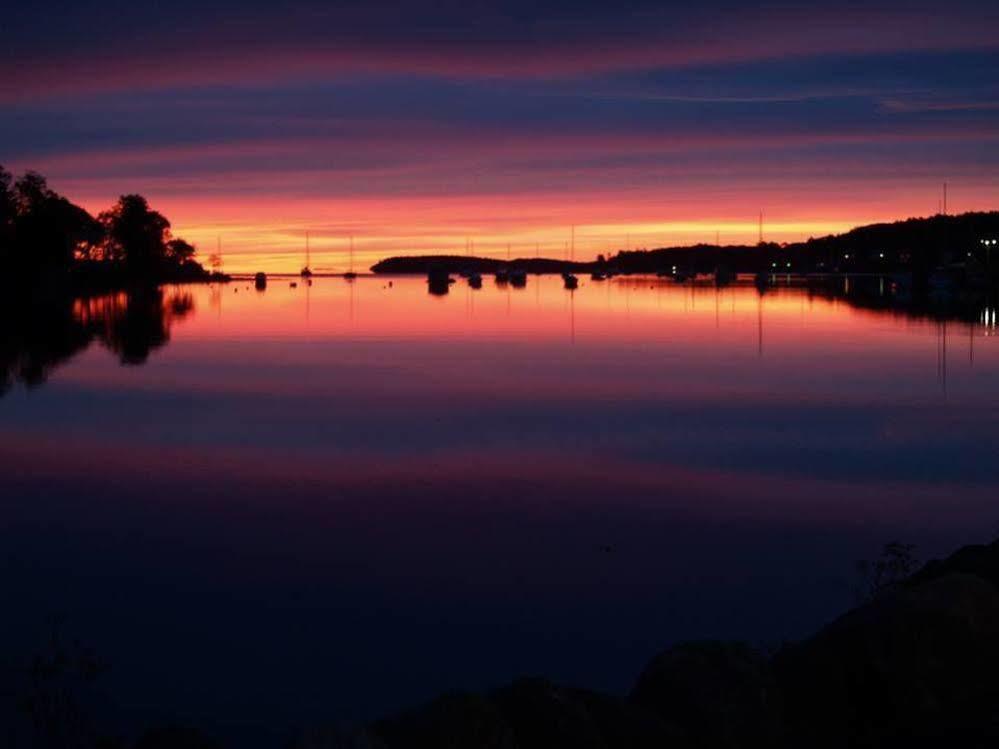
[879,252,884,258]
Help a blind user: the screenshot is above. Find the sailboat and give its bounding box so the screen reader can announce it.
[300,231,313,278]
[344,235,358,280]
[562,225,578,289]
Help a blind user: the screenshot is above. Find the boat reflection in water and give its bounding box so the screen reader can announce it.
[427,269,454,295]
[3,274,997,395]
[509,268,528,287]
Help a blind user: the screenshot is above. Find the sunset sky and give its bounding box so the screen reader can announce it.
[3,0,998,272]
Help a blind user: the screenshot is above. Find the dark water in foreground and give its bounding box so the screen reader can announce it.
[2,275,999,744]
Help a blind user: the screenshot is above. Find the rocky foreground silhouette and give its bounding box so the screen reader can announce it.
[10,540,999,748]
[281,537,999,749]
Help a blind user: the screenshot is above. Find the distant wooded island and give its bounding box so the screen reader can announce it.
[0,166,224,293]
[371,211,999,282]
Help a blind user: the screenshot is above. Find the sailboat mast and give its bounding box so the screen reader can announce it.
[306,231,311,269]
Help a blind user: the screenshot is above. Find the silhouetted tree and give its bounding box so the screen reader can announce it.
[13,619,110,749]
[98,194,171,272]
[165,238,196,264]
[0,170,212,289]
[0,165,15,249]
[1,171,102,273]
[855,542,919,603]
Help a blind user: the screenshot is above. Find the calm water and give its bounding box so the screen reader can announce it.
[3,275,999,743]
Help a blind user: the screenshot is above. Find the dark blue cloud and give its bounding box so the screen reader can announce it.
[3,49,996,162]
[2,1,996,212]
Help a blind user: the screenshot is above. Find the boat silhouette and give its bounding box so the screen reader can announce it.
[301,231,313,277]
[344,236,358,280]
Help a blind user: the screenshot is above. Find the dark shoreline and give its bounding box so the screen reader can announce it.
[299,536,999,749]
[67,264,229,295]
[370,210,999,284]
[9,535,999,748]
[9,264,230,303]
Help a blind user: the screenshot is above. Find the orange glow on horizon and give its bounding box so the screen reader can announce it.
[61,187,999,274]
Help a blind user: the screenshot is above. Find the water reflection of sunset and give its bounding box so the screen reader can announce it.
[168,276,979,343]
[4,276,999,741]
[34,277,995,410]
[5,0,999,741]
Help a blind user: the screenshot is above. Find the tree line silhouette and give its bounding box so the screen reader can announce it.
[0,166,216,288]
[373,212,999,279]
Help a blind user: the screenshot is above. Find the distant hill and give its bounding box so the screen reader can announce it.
[371,254,589,274]
[371,211,999,276]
